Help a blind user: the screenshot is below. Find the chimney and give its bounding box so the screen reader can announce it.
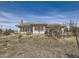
[20,19,24,32]
[21,19,23,25]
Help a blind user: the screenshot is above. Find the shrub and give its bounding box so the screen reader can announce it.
[18,34,22,39]
[49,30,52,36]
[3,29,15,35]
[44,31,48,36]
[26,32,32,35]
[0,29,2,34]
[7,29,15,33]
[3,29,10,35]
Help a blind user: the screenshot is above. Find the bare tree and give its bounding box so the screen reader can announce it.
[64,20,79,48]
[69,20,79,48]
[73,26,79,48]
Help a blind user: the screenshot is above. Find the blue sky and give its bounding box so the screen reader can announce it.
[0,1,79,30]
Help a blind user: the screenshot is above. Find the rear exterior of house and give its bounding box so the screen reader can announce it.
[16,20,65,35]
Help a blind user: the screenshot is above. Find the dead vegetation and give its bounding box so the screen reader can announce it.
[0,33,79,58]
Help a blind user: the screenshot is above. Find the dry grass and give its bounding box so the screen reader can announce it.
[0,34,79,58]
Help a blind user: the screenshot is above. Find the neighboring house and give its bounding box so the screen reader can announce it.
[16,20,65,35]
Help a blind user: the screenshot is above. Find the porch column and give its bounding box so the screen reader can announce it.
[61,28,64,39]
[33,26,35,34]
[18,28,20,32]
[43,26,46,31]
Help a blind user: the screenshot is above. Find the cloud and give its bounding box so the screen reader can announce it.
[0,9,79,30]
[0,11,20,30]
[0,11,19,23]
[23,12,68,24]
[23,10,79,26]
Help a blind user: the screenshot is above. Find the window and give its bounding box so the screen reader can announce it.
[25,26,32,32]
[35,26,44,31]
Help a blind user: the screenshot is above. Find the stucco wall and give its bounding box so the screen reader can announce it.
[18,28,20,32]
[18,26,46,35]
[33,26,46,34]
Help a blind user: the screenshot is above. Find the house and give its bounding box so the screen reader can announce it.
[16,20,65,35]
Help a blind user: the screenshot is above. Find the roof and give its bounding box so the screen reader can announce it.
[47,24,65,28]
[16,22,64,28]
[30,22,47,26]
[16,22,47,27]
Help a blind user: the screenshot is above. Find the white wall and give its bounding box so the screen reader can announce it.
[18,28,20,32]
[61,28,65,35]
[33,26,46,34]
[18,26,46,35]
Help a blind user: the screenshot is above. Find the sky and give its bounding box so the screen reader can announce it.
[0,1,79,30]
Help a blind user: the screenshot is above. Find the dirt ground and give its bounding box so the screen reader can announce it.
[0,34,79,58]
